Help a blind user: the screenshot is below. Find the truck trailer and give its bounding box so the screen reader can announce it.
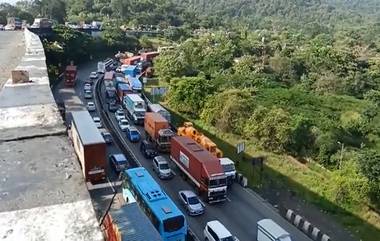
[64,65,77,87]
[144,113,175,152]
[170,136,228,203]
[148,104,171,123]
[123,94,146,125]
[71,111,106,183]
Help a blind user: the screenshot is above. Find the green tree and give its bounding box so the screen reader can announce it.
[166,76,216,116]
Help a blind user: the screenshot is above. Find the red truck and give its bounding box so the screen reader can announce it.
[64,65,77,87]
[170,136,228,203]
[144,113,174,152]
[122,56,141,65]
[116,83,131,103]
[141,51,159,62]
[71,111,106,183]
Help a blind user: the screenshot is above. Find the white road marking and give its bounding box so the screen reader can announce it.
[227,197,232,202]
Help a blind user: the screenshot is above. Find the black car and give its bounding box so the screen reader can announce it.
[108,102,118,112]
[101,131,112,144]
[140,140,157,159]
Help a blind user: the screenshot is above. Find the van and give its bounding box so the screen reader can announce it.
[204,220,239,241]
[257,219,292,241]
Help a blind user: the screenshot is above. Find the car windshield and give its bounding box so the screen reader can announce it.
[159,163,169,170]
[163,216,184,232]
[117,160,127,166]
[223,164,235,172]
[121,120,128,124]
[187,196,199,205]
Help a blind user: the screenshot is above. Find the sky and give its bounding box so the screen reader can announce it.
[0,0,18,4]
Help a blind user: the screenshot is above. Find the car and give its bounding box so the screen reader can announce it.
[109,154,128,173]
[140,140,157,158]
[178,190,205,216]
[0,25,4,31]
[84,90,92,99]
[118,119,129,131]
[126,125,141,142]
[152,156,173,179]
[101,130,112,144]
[84,78,92,84]
[108,102,118,112]
[84,83,91,91]
[115,110,125,121]
[86,102,95,112]
[93,116,102,128]
[204,220,239,241]
[4,25,15,31]
[89,71,98,79]
[106,89,116,99]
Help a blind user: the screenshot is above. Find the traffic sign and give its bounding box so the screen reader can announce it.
[236,142,245,154]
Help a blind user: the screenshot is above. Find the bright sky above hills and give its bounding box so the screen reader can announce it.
[0,0,17,4]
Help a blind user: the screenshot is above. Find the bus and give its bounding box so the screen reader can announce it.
[123,167,187,241]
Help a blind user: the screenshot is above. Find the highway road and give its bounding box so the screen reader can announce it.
[54,60,312,241]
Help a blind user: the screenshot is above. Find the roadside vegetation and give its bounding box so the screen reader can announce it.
[4,0,380,240]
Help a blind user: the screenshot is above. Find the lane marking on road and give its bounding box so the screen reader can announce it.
[227,197,232,202]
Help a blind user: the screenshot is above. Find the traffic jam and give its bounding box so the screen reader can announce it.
[59,51,302,241]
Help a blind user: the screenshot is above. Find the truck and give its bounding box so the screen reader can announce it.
[124,65,139,77]
[178,122,223,158]
[6,17,22,30]
[144,113,175,152]
[127,76,142,92]
[148,104,171,123]
[123,94,146,125]
[116,83,131,103]
[104,71,116,98]
[140,51,159,62]
[170,136,228,203]
[122,56,141,65]
[71,111,106,183]
[257,219,292,241]
[97,61,105,74]
[64,65,77,87]
[30,18,52,29]
[219,157,236,187]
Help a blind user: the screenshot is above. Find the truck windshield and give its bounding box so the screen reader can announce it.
[223,164,235,172]
[163,216,184,232]
[221,237,234,241]
[135,111,145,117]
[209,177,227,187]
[158,135,170,143]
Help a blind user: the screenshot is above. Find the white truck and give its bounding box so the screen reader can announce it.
[257,219,292,241]
[219,157,236,187]
[97,61,105,74]
[123,94,146,125]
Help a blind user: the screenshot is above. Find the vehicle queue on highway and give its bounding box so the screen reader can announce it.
[63,52,304,241]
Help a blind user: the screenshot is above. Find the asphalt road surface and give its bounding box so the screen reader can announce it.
[0,31,25,89]
[54,60,312,241]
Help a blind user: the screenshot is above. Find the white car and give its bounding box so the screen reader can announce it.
[93,116,102,128]
[89,71,98,79]
[87,102,96,112]
[204,220,239,241]
[115,110,125,121]
[4,25,15,31]
[84,90,92,99]
[84,83,91,91]
[118,119,129,131]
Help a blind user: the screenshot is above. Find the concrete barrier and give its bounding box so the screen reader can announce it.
[293,214,304,228]
[302,220,312,234]
[311,227,321,241]
[286,209,295,221]
[321,234,331,241]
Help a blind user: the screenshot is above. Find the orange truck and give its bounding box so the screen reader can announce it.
[177,122,223,158]
[64,65,77,87]
[144,113,175,152]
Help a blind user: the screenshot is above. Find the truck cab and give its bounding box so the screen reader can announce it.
[123,94,146,125]
[219,158,236,186]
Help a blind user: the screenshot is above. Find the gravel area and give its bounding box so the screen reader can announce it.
[0,31,25,89]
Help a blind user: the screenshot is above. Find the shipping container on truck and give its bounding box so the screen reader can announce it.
[64,65,77,87]
[124,65,139,77]
[124,94,146,125]
[170,136,228,203]
[144,113,175,152]
[122,56,141,65]
[71,111,106,183]
[116,83,131,103]
[97,61,105,74]
[104,71,116,98]
[126,76,142,92]
[148,104,171,123]
[141,51,159,62]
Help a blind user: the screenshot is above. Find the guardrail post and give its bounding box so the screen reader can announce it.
[302,220,312,234]
[311,227,321,241]
[285,209,295,222]
[293,214,304,228]
[321,234,331,241]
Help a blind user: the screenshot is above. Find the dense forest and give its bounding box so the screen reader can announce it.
[2,0,380,240]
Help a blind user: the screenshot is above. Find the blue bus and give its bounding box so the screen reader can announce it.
[123,167,187,241]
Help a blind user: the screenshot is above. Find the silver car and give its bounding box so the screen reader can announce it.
[179,190,205,216]
[152,156,173,179]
